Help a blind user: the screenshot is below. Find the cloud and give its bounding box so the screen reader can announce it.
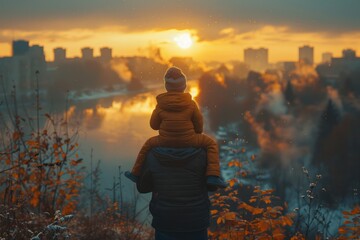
[0,29,94,43]
[1,0,360,42]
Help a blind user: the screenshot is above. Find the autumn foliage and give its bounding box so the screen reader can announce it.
[209,186,295,239]
[208,143,360,239]
[0,87,83,238]
[338,205,360,239]
[0,86,153,239]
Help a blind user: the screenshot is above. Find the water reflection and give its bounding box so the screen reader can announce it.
[72,81,199,192]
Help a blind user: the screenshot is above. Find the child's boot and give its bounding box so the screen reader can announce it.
[207,176,227,189]
[125,171,139,183]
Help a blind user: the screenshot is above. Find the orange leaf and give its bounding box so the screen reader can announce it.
[350,205,360,214]
[252,207,264,215]
[234,161,242,167]
[258,220,270,231]
[217,217,225,224]
[249,198,256,203]
[262,196,272,204]
[229,179,237,187]
[338,227,347,234]
[224,212,236,221]
[211,210,218,215]
[282,216,293,226]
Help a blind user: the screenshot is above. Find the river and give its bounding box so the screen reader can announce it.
[70,81,200,201]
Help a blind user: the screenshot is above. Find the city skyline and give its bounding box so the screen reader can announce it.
[2,39,358,66]
[3,39,358,91]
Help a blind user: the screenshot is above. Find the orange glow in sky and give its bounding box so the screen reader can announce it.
[0,26,359,63]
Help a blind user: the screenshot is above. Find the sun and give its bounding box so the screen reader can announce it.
[174,33,193,49]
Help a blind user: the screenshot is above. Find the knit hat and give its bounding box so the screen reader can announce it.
[164,66,187,92]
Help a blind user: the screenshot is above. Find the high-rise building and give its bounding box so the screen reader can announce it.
[0,57,12,85]
[299,45,314,65]
[244,47,268,72]
[11,44,46,91]
[29,45,46,74]
[317,48,360,84]
[81,47,94,60]
[12,40,29,56]
[100,47,112,63]
[54,47,66,63]
[342,49,356,59]
[12,55,31,91]
[322,52,333,63]
[29,45,45,60]
[11,40,31,91]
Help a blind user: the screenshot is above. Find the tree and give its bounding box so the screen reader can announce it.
[317,99,340,141]
[284,80,295,106]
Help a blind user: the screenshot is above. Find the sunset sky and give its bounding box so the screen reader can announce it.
[0,0,359,63]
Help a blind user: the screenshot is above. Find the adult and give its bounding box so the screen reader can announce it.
[137,147,212,240]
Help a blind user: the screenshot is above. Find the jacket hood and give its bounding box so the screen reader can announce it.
[156,92,192,112]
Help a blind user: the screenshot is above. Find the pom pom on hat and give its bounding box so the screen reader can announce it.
[164,66,187,92]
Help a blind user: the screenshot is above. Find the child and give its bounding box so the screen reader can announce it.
[125,66,226,189]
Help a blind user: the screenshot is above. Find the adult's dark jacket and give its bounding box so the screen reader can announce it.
[137,147,210,232]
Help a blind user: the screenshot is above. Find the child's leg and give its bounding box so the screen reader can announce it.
[131,136,160,176]
[195,134,220,177]
[194,134,227,189]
